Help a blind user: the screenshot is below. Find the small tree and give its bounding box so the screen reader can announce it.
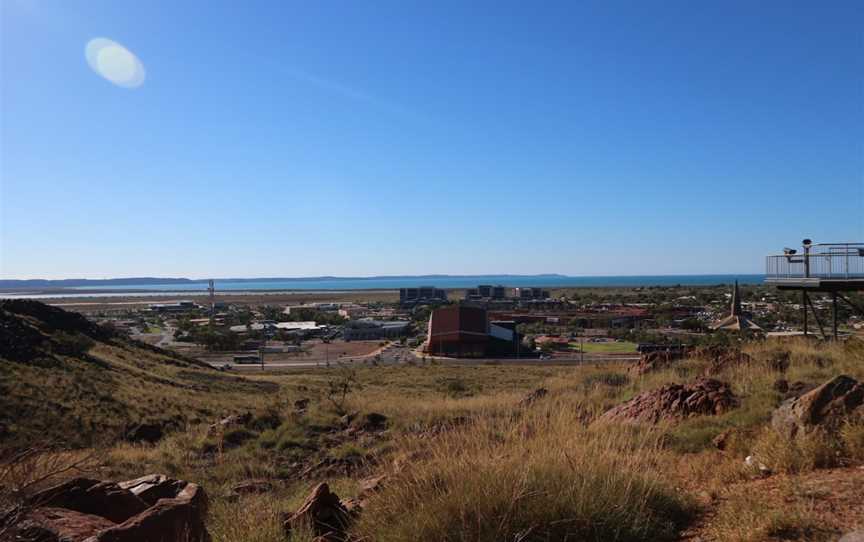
[326,364,361,416]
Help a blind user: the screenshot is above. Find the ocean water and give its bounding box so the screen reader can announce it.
[70,274,766,292]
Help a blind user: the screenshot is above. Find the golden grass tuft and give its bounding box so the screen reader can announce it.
[355,400,693,542]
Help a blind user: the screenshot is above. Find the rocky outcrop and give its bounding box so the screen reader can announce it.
[771,375,864,439]
[8,474,209,542]
[282,483,350,541]
[88,482,209,542]
[26,478,149,524]
[597,378,738,424]
[13,507,117,542]
[629,350,686,375]
[117,474,187,506]
[772,379,816,400]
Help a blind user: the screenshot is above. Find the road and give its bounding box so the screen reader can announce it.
[206,343,638,370]
[156,325,176,348]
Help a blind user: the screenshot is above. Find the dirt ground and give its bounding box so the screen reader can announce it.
[683,466,864,541]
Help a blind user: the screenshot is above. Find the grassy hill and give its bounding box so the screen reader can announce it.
[3,301,864,541]
[0,300,279,448]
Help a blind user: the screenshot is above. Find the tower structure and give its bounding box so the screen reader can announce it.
[711,280,762,331]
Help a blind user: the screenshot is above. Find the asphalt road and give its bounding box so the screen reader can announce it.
[207,344,638,370]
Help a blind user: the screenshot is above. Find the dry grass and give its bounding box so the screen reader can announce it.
[4,337,864,541]
[356,409,693,542]
[706,487,838,542]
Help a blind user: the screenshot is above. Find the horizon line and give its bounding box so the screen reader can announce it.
[0,272,767,284]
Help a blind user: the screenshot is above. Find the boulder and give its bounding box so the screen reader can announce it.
[596,378,738,424]
[13,475,210,542]
[629,350,685,375]
[27,478,149,524]
[282,483,350,539]
[117,474,186,506]
[13,507,116,542]
[771,375,864,439]
[294,398,311,412]
[773,379,815,399]
[86,482,209,542]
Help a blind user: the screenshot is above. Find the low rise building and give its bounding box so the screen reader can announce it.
[148,301,197,313]
[343,319,411,340]
[283,303,340,315]
[513,287,550,300]
[399,286,447,305]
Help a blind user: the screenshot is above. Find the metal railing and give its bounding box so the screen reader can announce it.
[766,243,864,280]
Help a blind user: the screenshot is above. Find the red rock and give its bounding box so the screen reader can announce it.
[771,375,864,438]
[15,474,211,542]
[118,474,185,506]
[13,507,116,542]
[597,378,738,424]
[283,483,350,538]
[88,482,210,542]
[27,478,149,524]
[629,350,686,375]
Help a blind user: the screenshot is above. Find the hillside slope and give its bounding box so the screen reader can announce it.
[0,300,279,448]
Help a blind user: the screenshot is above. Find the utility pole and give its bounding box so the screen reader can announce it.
[208,279,215,328]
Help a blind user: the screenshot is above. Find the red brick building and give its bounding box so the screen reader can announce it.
[426,305,521,357]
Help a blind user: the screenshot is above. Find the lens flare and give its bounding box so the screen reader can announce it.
[85,38,145,88]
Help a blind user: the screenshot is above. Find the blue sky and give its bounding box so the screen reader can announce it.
[1,0,862,279]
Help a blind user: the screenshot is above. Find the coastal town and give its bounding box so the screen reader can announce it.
[37,269,862,371]
[3,1,864,538]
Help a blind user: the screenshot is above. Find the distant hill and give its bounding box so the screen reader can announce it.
[0,300,278,448]
[0,277,198,288]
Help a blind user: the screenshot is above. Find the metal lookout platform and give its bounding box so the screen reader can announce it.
[765,239,864,339]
